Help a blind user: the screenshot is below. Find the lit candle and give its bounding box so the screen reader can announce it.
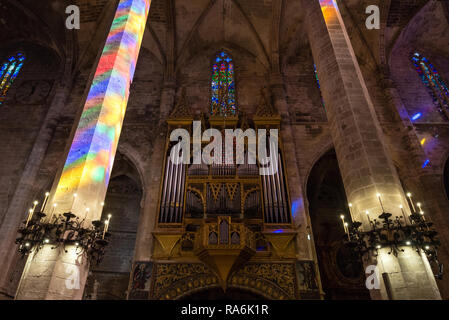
[417,202,422,214]
[399,204,410,224]
[348,203,353,218]
[49,203,57,222]
[41,192,50,211]
[340,214,346,233]
[71,193,77,208]
[106,214,112,233]
[84,207,90,220]
[102,220,109,239]
[376,193,385,212]
[407,192,416,212]
[344,222,350,240]
[365,210,372,225]
[25,208,33,227]
[32,200,38,213]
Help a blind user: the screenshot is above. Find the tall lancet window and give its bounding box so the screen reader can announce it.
[0,52,26,105]
[314,64,325,108]
[211,51,237,116]
[412,52,449,119]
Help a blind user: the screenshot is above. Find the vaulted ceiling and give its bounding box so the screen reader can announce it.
[1,0,446,81]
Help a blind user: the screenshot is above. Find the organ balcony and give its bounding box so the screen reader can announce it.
[194,216,256,289]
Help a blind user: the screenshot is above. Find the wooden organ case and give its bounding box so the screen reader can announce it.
[148,91,312,300]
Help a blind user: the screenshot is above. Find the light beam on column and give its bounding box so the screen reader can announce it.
[15,0,152,300]
[51,0,151,220]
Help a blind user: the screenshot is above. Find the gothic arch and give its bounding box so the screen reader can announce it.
[117,143,147,195]
[306,148,370,300]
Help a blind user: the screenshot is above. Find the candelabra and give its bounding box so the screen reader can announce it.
[16,197,112,265]
[341,194,443,279]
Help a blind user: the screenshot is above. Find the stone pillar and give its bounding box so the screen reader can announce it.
[303,0,441,299]
[270,73,316,261]
[270,73,324,298]
[382,78,449,298]
[158,80,176,122]
[0,83,68,299]
[15,0,151,300]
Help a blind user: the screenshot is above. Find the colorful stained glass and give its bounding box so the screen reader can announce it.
[0,52,25,105]
[211,51,236,116]
[314,64,325,108]
[412,53,449,119]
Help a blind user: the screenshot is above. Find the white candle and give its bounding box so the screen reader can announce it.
[376,193,385,212]
[71,193,78,209]
[32,200,38,213]
[106,214,112,233]
[344,222,350,240]
[102,220,109,239]
[84,207,90,220]
[399,204,410,224]
[49,203,57,222]
[25,208,33,227]
[41,192,50,211]
[365,210,371,224]
[407,193,416,212]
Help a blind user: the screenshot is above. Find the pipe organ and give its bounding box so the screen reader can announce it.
[147,90,314,300]
[158,118,290,225]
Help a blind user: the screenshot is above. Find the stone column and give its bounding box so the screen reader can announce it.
[0,83,68,299]
[270,73,317,261]
[270,73,324,298]
[158,80,176,122]
[15,0,151,300]
[382,78,449,298]
[303,0,441,299]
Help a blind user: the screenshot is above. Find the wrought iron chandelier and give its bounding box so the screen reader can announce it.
[16,193,112,265]
[339,193,443,279]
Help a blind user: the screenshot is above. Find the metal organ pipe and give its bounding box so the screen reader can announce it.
[278,153,288,222]
[160,155,171,222]
[169,143,180,222]
[263,140,274,223]
[270,140,279,223]
[175,155,185,223]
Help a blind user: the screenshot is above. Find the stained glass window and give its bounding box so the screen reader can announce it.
[211,51,236,116]
[412,53,449,119]
[0,52,26,105]
[314,64,325,108]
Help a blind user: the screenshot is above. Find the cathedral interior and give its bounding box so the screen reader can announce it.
[1,0,449,301]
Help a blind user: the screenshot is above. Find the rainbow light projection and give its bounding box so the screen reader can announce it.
[51,0,150,217]
[319,0,338,22]
[0,52,25,105]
